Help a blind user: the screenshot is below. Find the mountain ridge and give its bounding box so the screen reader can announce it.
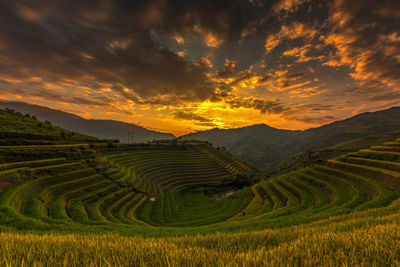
[0,101,175,142]
[2,100,400,169]
[182,106,400,168]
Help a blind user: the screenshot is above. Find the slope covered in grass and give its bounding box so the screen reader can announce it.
[0,137,400,265]
[103,145,251,194]
[0,137,399,232]
[0,108,100,145]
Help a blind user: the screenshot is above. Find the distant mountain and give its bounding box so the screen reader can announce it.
[264,131,400,178]
[183,124,298,168]
[0,101,175,142]
[282,107,400,155]
[3,100,399,169]
[182,106,400,169]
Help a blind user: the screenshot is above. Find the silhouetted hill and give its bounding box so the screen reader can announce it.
[284,107,400,152]
[0,101,175,142]
[183,124,297,168]
[182,107,400,169]
[3,100,399,169]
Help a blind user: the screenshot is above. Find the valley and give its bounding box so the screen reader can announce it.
[0,107,400,265]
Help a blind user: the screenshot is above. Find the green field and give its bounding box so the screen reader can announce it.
[1,137,400,265]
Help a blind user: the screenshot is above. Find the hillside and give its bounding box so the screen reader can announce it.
[0,140,255,228]
[0,135,399,230]
[102,144,252,195]
[0,131,400,264]
[266,131,400,177]
[182,124,296,168]
[4,100,400,170]
[182,106,400,169]
[0,108,100,145]
[1,102,400,265]
[0,101,175,142]
[284,106,400,152]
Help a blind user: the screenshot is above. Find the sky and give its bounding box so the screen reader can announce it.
[0,0,399,136]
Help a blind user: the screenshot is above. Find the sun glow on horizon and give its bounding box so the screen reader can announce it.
[0,0,399,135]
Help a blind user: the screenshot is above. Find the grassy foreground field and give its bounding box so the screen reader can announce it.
[1,206,400,266]
[1,137,400,265]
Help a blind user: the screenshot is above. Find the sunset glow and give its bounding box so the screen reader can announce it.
[0,0,399,136]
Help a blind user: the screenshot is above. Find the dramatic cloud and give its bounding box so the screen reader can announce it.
[1,0,261,106]
[173,111,212,123]
[272,0,311,13]
[0,0,399,135]
[217,58,236,78]
[323,0,400,91]
[283,44,325,63]
[265,21,318,53]
[226,97,288,114]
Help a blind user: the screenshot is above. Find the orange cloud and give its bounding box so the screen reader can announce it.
[265,34,282,52]
[289,86,325,98]
[265,22,318,53]
[14,4,42,22]
[173,35,185,44]
[204,32,223,48]
[273,0,311,13]
[322,0,400,91]
[283,44,324,62]
[1,0,398,137]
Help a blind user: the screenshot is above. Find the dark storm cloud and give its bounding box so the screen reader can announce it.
[224,97,335,124]
[1,0,398,132]
[0,0,282,105]
[226,98,288,114]
[230,69,255,86]
[146,0,254,41]
[325,0,400,90]
[217,58,236,78]
[173,111,212,122]
[0,84,113,108]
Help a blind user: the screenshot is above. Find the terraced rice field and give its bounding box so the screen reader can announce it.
[0,145,254,230]
[1,138,400,265]
[103,148,250,194]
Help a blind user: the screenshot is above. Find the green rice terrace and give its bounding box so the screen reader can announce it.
[1,135,400,234]
[1,110,400,265]
[0,140,258,232]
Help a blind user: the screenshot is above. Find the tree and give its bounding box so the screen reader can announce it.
[231,173,252,188]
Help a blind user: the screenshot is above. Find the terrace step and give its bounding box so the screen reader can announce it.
[1,137,400,233]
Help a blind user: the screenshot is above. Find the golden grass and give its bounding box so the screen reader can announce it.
[1,209,399,266]
[2,138,400,265]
